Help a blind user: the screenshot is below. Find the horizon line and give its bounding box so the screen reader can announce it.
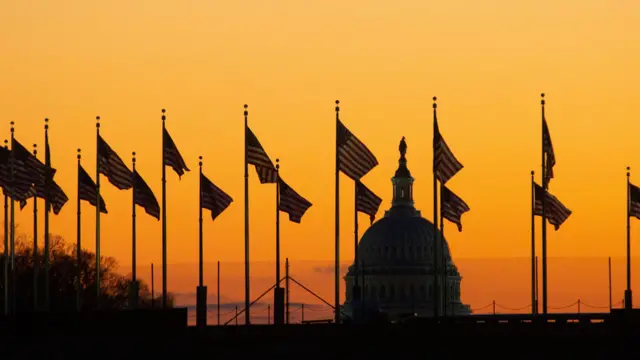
[116,255,630,267]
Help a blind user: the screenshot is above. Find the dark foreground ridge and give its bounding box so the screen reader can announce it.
[2,309,640,358]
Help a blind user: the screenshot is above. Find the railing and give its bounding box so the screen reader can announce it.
[470,300,624,314]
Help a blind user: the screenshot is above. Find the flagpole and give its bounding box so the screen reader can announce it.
[535,255,539,312]
[353,180,360,315]
[440,183,446,316]
[540,93,548,315]
[95,116,101,308]
[198,156,203,288]
[76,149,82,311]
[131,152,138,309]
[151,263,155,308]
[43,119,51,311]
[243,104,251,325]
[334,100,341,325]
[531,170,536,315]
[361,260,365,319]
[275,158,280,288]
[161,109,168,309]
[9,122,16,314]
[217,260,220,325]
[196,155,207,327]
[609,256,613,311]
[274,158,284,325]
[625,166,632,311]
[432,97,440,318]
[3,139,8,316]
[32,144,39,311]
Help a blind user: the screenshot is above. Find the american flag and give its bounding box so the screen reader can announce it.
[0,145,39,202]
[542,117,556,186]
[441,185,470,232]
[533,182,571,230]
[628,182,640,220]
[78,163,107,214]
[337,120,378,181]
[12,137,56,187]
[37,180,68,215]
[433,117,463,184]
[200,173,233,221]
[39,133,67,214]
[246,127,277,184]
[278,178,312,223]
[0,146,11,190]
[12,138,56,185]
[134,170,160,220]
[163,128,190,178]
[356,180,382,225]
[98,135,133,190]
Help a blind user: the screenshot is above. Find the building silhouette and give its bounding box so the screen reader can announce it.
[343,140,471,320]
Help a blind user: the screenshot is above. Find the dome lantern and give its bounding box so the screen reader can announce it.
[389,137,417,214]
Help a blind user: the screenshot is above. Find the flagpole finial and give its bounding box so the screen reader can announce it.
[335,100,340,113]
[244,104,248,116]
[44,118,49,130]
[33,144,37,156]
[132,151,136,164]
[77,148,81,160]
[541,93,545,106]
[433,96,437,109]
[531,170,534,176]
[276,158,279,171]
[628,166,631,177]
[96,116,100,129]
[199,155,202,167]
[10,121,14,133]
[162,109,166,122]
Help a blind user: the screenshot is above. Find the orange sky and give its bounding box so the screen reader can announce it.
[1,0,639,284]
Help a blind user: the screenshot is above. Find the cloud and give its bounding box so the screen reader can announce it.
[172,291,232,304]
[312,263,351,274]
[313,265,335,274]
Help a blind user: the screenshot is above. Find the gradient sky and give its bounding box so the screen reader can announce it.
[1,0,639,277]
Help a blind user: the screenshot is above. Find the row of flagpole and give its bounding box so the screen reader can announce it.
[9,94,633,324]
[0,97,478,322]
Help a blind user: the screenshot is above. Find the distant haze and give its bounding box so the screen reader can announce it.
[122,256,629,322]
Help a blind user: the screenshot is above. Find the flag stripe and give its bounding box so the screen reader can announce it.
[337,120,378,181]
[441,185,470,232]
[629,183,640,220]
[78,163,107,213]
[32,180,68,214]
[278,178,312,223]
[246,127,277,184]
[200,173,233,221]
[356,181,382,224]
[12,138,56,187]
[98,135,133,190]
[434,118,463,184]
[134,170,160,220]
[0,146,43,201]
[164,128,190,177]
[543,117,556,185]
[533,182,571,230]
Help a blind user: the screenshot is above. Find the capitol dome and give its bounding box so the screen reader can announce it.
[343,137,470,320]
[356,215,452,268]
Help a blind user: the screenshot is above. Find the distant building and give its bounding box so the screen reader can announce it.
[343,139,471,321]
